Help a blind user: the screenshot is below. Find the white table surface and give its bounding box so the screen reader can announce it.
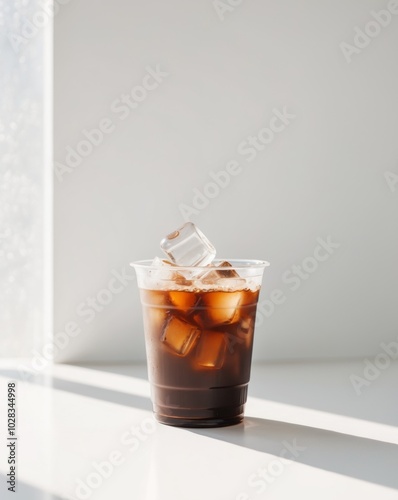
[0,359,397,500]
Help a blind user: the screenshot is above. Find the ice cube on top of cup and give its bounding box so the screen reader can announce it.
[213,261,240,278]
[200,261,237,281]
[199,261,246,289]
[160,222,216,267]
[149,257,175,280]
[150,256,193,286]
[151,256,173,267]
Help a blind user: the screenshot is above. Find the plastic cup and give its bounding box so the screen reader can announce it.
[131,259,269,428]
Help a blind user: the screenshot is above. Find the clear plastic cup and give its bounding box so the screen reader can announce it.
[131,259,269,428]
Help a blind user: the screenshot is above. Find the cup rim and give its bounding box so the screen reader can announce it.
[130,258,270,271]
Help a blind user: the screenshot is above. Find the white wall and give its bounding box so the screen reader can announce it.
[54,0,398,363]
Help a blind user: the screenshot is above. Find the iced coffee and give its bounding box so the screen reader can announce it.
[132,223,268,427]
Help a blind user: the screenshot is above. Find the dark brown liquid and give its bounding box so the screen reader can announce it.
[140,287,259,427]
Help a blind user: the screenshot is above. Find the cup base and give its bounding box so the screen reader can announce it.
[155,413,243,428]
[151,384,248,428]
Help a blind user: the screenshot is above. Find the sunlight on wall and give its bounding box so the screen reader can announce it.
[0,0,50,356]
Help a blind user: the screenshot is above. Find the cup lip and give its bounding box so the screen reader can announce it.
[130,258,270,271]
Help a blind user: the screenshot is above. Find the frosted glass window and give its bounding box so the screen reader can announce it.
[0,0,49,357]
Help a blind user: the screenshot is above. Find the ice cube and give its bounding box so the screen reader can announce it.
[196,331,226,369]
[173,273,193,287]
[161,315,201,356]
[237,314,255,348]
[199,261,246,288]
[169,290,198,313]
[210,261,240,278]
[193,290,242,328]
[160,222,216,267]
[237,315,254,335]
[149,257,175,280]
[146,307,169,333]
[149,257,193,286]
[151,256,172,267]
[140,289,170,333]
